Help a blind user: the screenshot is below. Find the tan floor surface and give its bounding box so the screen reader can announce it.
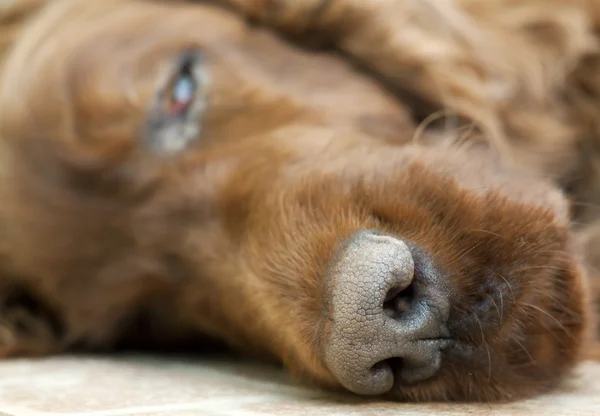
[0,355,597,415]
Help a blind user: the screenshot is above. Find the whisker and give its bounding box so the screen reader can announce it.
[485,292,501,321]
[465,306,492,382]
[497,286,504,323]
[515,302,574,340]
[486,267,516,303]
[513,337,536,367]
[445,241,486,267]
[512,265,574,274]
[485,342,492,383]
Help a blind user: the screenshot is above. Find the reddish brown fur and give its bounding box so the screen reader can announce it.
[0,0,598,403]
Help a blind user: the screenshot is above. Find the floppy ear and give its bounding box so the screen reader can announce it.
[0,0,220,359]
[0,0,63,358]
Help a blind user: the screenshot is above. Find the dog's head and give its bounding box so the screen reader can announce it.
[0,0,592,402]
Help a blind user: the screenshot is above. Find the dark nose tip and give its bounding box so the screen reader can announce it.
[321,230,451,396]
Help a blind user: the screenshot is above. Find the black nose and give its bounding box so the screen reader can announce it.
[321,230,451,395]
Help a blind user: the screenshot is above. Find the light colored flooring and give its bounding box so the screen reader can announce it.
[0,354,598,416]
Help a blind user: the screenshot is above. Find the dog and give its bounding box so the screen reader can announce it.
[0,0,599,402]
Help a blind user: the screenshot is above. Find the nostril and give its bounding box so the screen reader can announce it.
[383,284,415,319]
[372,351,445,388]
[398,348,445,385]
[366,360,395,393]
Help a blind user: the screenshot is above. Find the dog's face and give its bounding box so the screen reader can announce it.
[0,0,592,403]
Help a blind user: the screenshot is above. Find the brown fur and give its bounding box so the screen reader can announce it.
[0,0,598,403]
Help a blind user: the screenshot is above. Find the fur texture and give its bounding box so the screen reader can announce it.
[0,0,598,403]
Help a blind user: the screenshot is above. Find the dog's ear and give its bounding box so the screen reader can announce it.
[0,0,64,358]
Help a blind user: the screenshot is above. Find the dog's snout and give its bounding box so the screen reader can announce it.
[322,230,451,395]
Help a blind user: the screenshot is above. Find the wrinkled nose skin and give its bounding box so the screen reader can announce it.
[321,230,452,396]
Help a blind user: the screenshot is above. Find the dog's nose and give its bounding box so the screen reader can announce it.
[321,230,451,395]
